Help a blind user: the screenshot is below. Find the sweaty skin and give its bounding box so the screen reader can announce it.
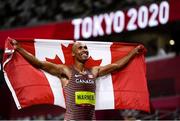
[11,40,144,119]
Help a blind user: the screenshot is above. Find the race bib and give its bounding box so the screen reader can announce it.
[75,91,95,105]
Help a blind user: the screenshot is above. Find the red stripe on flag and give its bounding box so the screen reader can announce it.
[4,38,54,108]
[111,43,150,112]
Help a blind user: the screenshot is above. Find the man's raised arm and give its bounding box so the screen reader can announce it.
[93,45,144,77]
[10,39,70,79]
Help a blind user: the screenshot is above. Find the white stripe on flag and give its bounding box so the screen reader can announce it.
[34,39,73,108]
[82,42,115,110]
[42,71,66,108]
[34,39,115,109]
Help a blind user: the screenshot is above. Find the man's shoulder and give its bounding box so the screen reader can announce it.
[89,66,100,78]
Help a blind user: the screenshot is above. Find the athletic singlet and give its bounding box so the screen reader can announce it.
[63,66,96,120]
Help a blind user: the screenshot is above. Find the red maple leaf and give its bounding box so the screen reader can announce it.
[45,44,102,67]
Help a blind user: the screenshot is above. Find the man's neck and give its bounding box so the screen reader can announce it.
[74,61,85,73]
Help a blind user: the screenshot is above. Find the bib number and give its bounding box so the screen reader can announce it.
[75,91,95,105]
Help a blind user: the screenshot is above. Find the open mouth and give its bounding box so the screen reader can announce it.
[80,52,88,57]
[81,53,87,56]
[81,52,88,55]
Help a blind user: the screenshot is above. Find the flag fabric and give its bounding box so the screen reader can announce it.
[3,37,150,112]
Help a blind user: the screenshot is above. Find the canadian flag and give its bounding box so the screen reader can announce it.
[3,37,150,112]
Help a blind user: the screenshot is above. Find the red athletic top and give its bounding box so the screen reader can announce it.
[64,66,96,120]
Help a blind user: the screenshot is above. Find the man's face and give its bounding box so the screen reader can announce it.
[72,42,89,63]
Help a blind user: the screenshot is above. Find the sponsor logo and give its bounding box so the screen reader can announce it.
[74,74,82,78]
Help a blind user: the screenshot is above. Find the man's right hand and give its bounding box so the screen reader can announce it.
[10,39,20,50]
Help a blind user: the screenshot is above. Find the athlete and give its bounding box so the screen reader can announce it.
[11,40,144,120]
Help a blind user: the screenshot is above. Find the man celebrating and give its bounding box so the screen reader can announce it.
[11,40,144,120]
